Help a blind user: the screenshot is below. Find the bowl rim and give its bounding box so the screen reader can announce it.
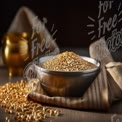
[36,55,101,75]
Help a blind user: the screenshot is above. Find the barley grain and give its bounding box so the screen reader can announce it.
[0,80,60,121]
[41,51,96,71]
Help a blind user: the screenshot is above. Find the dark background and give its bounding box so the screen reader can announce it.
[0,0,121,48]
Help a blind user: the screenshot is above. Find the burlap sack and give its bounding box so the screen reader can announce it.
[7,6,60,58]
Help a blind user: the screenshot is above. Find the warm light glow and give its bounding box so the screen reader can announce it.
[22,32,28,37]
[5,46,9,58]
[6,38,10,45]
[102,88,108,102]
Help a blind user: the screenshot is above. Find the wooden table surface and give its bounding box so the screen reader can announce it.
[0,68,122,122]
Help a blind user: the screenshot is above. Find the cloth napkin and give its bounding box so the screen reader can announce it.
[28,38,122,110]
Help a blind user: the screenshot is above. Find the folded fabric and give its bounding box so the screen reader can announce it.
[27,38,122,110]
[106,62,122,101]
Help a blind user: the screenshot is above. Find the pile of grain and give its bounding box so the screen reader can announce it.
[0,80,60,122]
[41,51,96,71]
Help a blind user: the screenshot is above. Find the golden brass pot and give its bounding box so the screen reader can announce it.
[2,32,31,76]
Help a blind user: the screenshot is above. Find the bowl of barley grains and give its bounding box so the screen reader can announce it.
[34,51,100,97]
